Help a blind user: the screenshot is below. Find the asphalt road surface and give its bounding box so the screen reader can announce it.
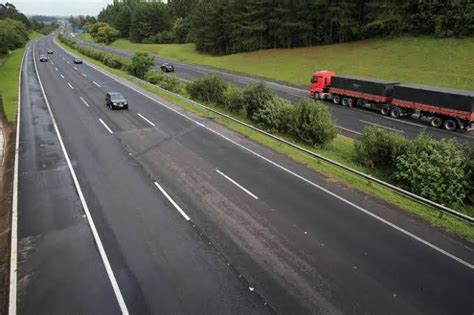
[14,36,474,314]
[66,31,474,146]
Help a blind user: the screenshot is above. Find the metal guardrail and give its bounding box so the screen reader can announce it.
[56,36,474,224]
[137,80,474,224]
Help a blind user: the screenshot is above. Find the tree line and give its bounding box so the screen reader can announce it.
[0,3,57,55]
[96,0,474,55]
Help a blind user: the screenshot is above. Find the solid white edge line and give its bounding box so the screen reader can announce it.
[360,119,404,133]
[153,181,191,221]
[216,169,258,200]
[98,118,113,134]
[67,82,74,89]
[8,42,28,315]
[93,81,101,87]
[54,38,474,270]
[32,43,129,314]
[137,113,156,127]
[79,96,90,107]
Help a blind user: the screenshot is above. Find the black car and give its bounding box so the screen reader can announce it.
[39,54,49,62]
[160,63,174,72]
[47,49,54,54]
[106,92,128,110]
[73,58,83,64]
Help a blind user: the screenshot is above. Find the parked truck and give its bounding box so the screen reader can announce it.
[310,71,474,131]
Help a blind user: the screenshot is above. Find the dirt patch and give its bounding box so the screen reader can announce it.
[0,97,16,314]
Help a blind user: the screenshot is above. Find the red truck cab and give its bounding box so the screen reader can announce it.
[310,71,335,99]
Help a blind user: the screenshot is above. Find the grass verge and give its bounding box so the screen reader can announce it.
[59,38,474,243]
[0,31,42,122]
[78,33,474,90]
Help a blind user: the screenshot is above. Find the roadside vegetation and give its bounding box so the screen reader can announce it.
[58,36,474,241]
[0,3,46,121]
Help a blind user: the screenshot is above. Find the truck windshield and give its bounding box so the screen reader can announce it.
[311,76,319,84]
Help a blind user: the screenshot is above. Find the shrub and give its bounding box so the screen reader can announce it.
[289,100,338,146]
[127,52,154,79]
[144,70,185,94]
[222,85,245,112]
[253,97,293,132]
[243,82,274,119]
[465,148,474,205]
[354,126,409,169]
[394,134,469,209]
[186,74,228,104]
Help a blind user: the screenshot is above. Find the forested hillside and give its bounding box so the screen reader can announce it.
[96,0,474,55]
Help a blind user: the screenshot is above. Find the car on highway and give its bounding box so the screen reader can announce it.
[73,57,83,64]
[106,92,128,110]
[160,63,174,72]
[47,49,54,54]
[39,54,49,62]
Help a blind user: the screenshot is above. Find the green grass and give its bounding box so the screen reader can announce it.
[0,31,43,121]
[77,33,474,90]
[60,38,474,243]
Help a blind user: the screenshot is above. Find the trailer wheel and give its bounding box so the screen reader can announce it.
[430,116,443,128]
[333,96,341,105]
[390,107,402,119]
[342,98,352,107]
[381,105,390,116]
[442,119,457,131]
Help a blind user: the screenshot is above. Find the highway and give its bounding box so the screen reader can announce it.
[68,34,474,145]
[14,35,474,314]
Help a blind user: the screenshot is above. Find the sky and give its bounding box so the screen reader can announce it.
[2,0,113,16]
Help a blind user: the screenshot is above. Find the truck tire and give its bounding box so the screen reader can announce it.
[430,116,443,128]
[333,95,341,105]
[442,119,457,131]
[342,98,353,107]
[313,92,319,100]
[390,107,401,118]
[381,105,390,116]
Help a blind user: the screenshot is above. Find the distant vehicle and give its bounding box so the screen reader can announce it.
[310,71,474,131]
[106,92,128,110]
[39,55,49,62]
[47,49,53,54]
[73,58,83,64]
[160,63,174,73]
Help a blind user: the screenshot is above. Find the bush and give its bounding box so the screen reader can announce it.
[394,134,469,209]
[289,100,338,146]
[186,74,228,104]
[465,148,474,205]
[355,126,409,169]
[243,82,274,119]
[222,85,245,112]
[144,70,185,94]
[253,97,293,132]
[127,52,154,79]
[100,53,129,69]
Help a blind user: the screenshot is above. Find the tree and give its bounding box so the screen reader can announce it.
[127,52,154,78]
[95,25,120,44]
[0,18,29,54]
[129,2,170,42]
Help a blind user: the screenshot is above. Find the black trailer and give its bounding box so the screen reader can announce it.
[392,84,474,130]
[329,75,400,110]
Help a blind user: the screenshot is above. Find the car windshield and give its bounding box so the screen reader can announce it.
[110,94,124,101]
